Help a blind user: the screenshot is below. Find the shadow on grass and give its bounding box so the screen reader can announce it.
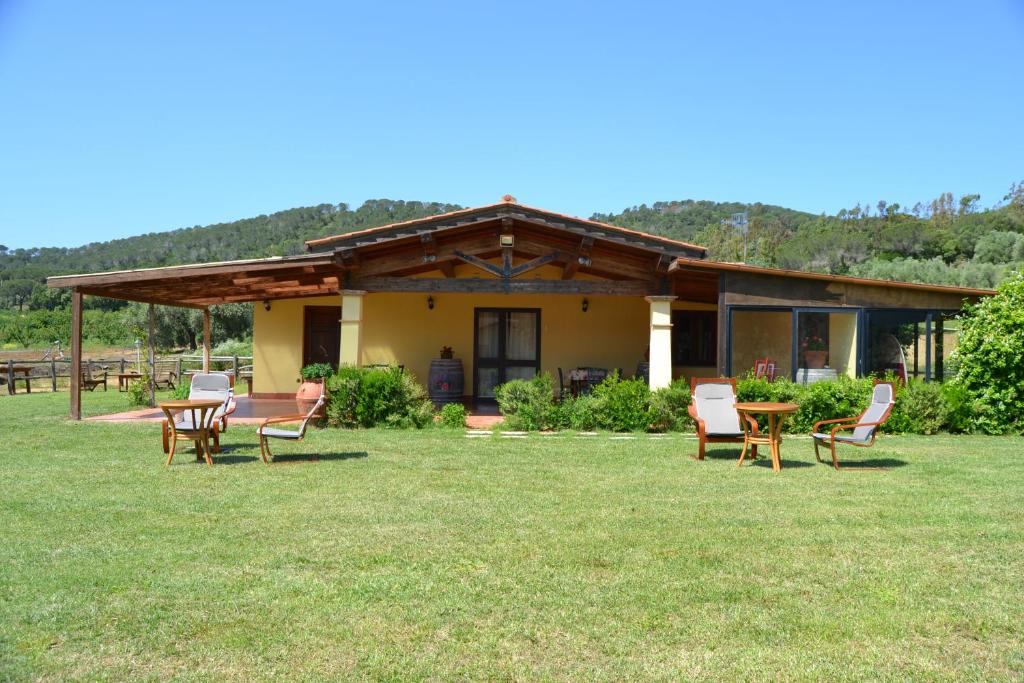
[826,457,908,470]
[267,451,369,465]
[751,458,814,469]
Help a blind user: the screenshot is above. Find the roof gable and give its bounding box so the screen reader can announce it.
[305,197,708,259]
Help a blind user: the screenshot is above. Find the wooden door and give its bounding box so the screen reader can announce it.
[303,306,341,369]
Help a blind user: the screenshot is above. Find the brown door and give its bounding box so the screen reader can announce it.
[303,306,341,369]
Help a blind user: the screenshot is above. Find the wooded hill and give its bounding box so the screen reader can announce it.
[2,188,1023,349]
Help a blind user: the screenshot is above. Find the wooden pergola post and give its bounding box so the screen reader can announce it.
[148,304,156,408]
[202,309,211,373]
[70,288,82,420]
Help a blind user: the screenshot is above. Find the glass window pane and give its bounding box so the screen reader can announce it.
[505,366,537,382]
[477,367,501,398]
[477,312,500,358]
[730,310,793,379]
[506,312,537,361]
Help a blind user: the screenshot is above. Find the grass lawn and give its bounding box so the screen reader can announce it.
[1,392,1022,681]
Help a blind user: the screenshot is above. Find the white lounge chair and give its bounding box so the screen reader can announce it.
[257,385,326,464]
[812,381,896,469]
[688,378,758,461]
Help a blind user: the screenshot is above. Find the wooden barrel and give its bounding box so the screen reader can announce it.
[428,359,464,406]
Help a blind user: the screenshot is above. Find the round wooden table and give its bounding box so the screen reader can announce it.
[158,399,224,467]
[734,402,799,472]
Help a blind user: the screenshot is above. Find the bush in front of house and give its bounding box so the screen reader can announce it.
[438,402,467,429]
[589,372,655,432]
[495,373,560,431]
[650,378,693,432]
[952,269,1024,434]
[326,366,433,429]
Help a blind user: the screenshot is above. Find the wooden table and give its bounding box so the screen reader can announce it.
[734,402,799,472]
[117,372,144,392]
[158,399,224,467]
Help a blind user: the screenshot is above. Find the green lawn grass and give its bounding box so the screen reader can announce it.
[1,391,1022,681]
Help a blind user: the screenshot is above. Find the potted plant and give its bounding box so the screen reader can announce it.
[297,363,332,415]
[801,336,828,369]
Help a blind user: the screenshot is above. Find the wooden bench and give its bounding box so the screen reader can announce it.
[82,365,108,392]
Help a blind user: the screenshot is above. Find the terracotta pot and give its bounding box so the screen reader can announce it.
[296,378,325,416]
[803,350,828,369]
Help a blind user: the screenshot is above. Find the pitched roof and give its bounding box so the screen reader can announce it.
[305,196,708,257]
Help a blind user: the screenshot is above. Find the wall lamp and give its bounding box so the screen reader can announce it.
[582,298,589,313]
[427,296,435,310]
[262,300,271,312]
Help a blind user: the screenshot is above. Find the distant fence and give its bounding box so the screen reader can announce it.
[2,354,253,395]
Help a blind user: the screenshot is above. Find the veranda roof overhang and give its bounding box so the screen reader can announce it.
[670,258,996,298]
[46,253,345,308]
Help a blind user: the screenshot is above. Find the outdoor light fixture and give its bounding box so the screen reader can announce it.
[499,234,514,247]
[582,298,589,313]
[263,300,271,311]
[427,296,435,310]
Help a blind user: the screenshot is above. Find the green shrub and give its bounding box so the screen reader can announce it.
[650,378,693,432]
[790,376,872,434]
[890,379,949,435]
[590,373,654,432]
[325,367,432,429]
[126,373,151,407]
[326,367,362,428]
[171,380,191,400]
[941,381,976,433]
[211,337,253,359]
[438,402,467,429]
[565,393,599,431]
[357,367,433,428]
[953,269,1024,434]
[495,373,557,431]
[300,363,334,380]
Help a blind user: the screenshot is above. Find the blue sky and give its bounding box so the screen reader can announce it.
[1,0,1022,249]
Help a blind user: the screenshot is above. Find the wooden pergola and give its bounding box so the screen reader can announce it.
[48,254,344,419]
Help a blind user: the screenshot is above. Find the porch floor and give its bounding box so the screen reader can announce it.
[88,397,506,428]
[88,398,299,424]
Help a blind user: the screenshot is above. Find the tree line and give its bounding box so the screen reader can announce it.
[2,188,1023,350]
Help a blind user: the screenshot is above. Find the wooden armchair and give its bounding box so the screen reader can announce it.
[257,386,326,464]
[688,378,758,460]
[812,381,896,469]
[82,364,108,392]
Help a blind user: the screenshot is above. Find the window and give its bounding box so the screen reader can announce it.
[672,311,716,366]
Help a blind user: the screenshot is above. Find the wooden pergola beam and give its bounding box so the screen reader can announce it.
[353,277,654,296]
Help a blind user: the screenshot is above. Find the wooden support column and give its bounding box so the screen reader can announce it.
[70,289,82,420]
[202,308,211,373]
[716,274,728,377]
[148,303,156,408]
[645,295,677,390]
[340,290,366,368]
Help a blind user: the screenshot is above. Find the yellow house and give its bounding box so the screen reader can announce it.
[49,196,991,418]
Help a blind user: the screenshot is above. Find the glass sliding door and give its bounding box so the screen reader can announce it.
[474,308,541,398]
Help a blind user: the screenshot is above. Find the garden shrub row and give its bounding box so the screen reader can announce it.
[495,371,971,435]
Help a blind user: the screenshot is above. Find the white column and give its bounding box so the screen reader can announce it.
[645,295,677,390]
[340,290,366,368]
